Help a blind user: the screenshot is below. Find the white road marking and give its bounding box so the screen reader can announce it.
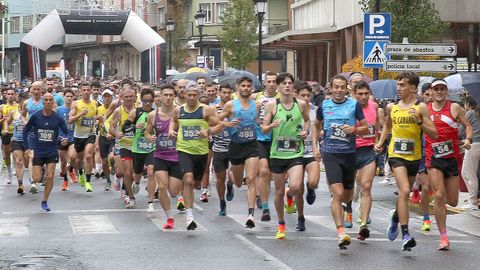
[235,234,292,270]
[2,208,165,215]
[69,215,118,234]
[256,235,474,244]
[0,217,29,237]
[228,214,295,232]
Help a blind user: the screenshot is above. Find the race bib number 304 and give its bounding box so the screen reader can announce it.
[137,137,154,151]
[393,138,415,155]
[432,140,454,158]
[38,129,54,142]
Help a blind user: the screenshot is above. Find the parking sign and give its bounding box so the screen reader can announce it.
[364,13,391,40]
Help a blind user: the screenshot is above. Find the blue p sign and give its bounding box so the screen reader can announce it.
[364,13,391,40]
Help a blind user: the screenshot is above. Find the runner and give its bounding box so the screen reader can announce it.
[22,93,68,211]
[375,71,438,251]
[174,79,188,106]
[57,89,77,191]
[69,82,98,192]
[425,78,472,250]
[96,89,116,191]
[312,74,369,249]
[145,85,183,228]
[294,81,321,231]
[0,88,18,184]
[252,71,279,221]
[169,81,227,230]
[262,73,310,239]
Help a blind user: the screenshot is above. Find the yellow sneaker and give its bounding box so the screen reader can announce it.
[85,182,93,192]
[421,219,431,231]
[338,233,351,249]
[275,224,286,240]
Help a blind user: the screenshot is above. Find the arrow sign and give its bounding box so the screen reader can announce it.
[384,60,457,72]
[385,43,457,56]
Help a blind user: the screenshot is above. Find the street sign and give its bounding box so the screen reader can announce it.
[384,60,457,72]
[363,40,390,68]
[196,55,205,68]
[385,43,457,56]
[364,13,391,40]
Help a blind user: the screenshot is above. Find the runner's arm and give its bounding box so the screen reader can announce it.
[418,103,438,140]
[145,111,156,143]
[453,103,473,149]
[375,103,393,151]
[261,100,278,134]
[168,107,179,138]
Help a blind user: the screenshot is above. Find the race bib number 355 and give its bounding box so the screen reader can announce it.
[38,129,54,142]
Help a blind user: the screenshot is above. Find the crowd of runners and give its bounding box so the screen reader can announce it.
[1,70,479,252]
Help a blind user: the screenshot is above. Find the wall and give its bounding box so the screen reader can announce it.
[432,0,480,23]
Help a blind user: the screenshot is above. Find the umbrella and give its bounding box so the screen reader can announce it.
[444,74,463,101]
[166,69,179,76]
[369,79,397,100]
[460,72,480,104]
[185,72,212,83]
[223,70,262,90]
[339,72,373,83]
[186,67,207,73]
[170,72,188,82]
[207,69,223,78]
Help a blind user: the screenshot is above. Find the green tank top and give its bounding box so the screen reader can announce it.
[132,109,155,154]
[270,98,304,159]
[176,104,209,155]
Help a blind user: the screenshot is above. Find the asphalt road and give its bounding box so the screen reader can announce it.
[0,167,479,270]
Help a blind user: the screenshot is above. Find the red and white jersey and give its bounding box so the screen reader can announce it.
[425,101,460,166]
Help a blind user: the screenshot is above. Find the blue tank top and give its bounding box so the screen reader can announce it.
[57,106,75,142]
[12,118,25,142]
[27,98,43,118]
[319,98,360,153]
[228,99,258,143]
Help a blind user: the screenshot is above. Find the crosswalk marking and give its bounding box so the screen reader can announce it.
[150,214,207,232]
[255,235,474,244]
[0,217,29,237]
[69,215,118,234]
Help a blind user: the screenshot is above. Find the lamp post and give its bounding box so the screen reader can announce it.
[254,0,267,83]
[194,9,206,57]
[166,18,175,70]
[1,3,8,84]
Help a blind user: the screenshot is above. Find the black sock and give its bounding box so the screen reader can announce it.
[248,208,254,216]
[401,224,409,237]
[298,216,305,221]
[220,200,226,208]
[63,174,68,181]
[106,174,111,183]
[392,210,399,223]
[79,169,84,175]
[345,201,352,213]
[86,174,91,183]
[18,180,23,186]
[68,166,74,172]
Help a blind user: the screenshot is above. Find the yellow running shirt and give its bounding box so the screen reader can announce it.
[74,99,98,138]
[388,102,422,161]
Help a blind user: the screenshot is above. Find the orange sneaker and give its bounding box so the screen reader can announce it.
[163,218,174,230]
[411,189,420,203]
[438,236,449,250]
[69,171,78,183]
[61,180,68,191]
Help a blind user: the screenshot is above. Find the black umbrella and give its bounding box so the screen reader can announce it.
[461,72,480,104]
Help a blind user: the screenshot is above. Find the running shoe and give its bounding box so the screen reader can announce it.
[199,191,208,203]
[401,234,416,251]
[338,233,351,249]
[176,197,186,211]
[411,189,420,204]
[126,198,136,209]
[275,225,286,240]
[132,182,140,195]
[85,182,93,192]
[206,186,211,197]
[154,189,159,200]
[306,187,316,205]
[245,215,255,229]
[387,209,399,241]
[69,171,78,183]
[163,218,174,230]
[29,183,37,194]
[437,236,449,251]
[79,172,86,187]
[296,216,306,231]
[104,182,112,191]
[261,209,271,222]
[256,195,262,209]
[219,201,227,216]
[147,202,154,213]
[285,188,295,214]
[41,201,51,212]
[61,180,68,191]
[186,217,197,231]
[95,172,101,179]
[226,181,234,201]
[7,173,12,184]
[17,185,25,195]
[421,219,431,231]
[357,224,370,241]
[344,212,353,228]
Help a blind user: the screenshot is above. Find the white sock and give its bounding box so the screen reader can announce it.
[95,163,102,173]
[185,208,193,220]
[165,209,173,219]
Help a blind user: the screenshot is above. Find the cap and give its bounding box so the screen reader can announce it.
[102,89,114,96]
[431,79,447,88]
[421,82,432,93]
[184,80,200,92]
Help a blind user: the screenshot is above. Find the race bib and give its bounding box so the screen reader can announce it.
[432,140,454,158]
[124,129,135,138]
[304,140,313,155]
[38,129,54,142]
[182,126,201,140]
[157,134,176,150]
[393,138,415,155]
[68,123,75,131]
[137,137,154,152]
[81,117,94,127]
[238,126,255,141]
[362,124,376,138]
[277,137,297,152]
[330,124,348,142]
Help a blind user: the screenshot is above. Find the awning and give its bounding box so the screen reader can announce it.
[262,26,339,50]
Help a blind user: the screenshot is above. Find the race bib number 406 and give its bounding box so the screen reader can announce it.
[38,129,54,142]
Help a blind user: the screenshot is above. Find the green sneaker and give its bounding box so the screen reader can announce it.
[85,182,93,192]
[79,173,86,187]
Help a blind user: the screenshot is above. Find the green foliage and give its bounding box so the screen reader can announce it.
[358,0,449,42]
[168,0,189,69]
[218,0,258,69]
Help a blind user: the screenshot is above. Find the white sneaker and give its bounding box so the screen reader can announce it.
[206,186,211,197]
[7,173,12,184]
[132,182,140,195]
[147,202,154,213]
[126,198,136,209]
[29,183,37,194]
[460,201,478,211]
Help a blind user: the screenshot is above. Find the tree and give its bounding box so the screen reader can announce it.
[359,0,449,43]
[167,0,189,69]
[218,0,258,69]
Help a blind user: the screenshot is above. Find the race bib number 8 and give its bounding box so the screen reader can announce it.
[393,138,415,155]
[81,117,94,127]
[432,140,454,158]
[277,137,297,152]
[38,129,54,142]
[182,126,201,140]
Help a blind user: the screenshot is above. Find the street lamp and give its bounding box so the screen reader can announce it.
[254,0,267,83]
[194,9,206,56]
[166,18,175,70]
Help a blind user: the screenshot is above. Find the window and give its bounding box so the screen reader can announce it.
[158,6,165,27]
[136,3,143,18]
[23,15,33,33]
[199,3,212,24]
[36,14,47,25]
[216,2,228,23]
[10,16,20,34]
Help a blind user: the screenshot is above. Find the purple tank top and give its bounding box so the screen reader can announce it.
[153,109,178,161]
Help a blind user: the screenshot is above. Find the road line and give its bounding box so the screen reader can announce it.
[255,236,474,244]
[69,215,118,234]
[0,217,29,237]
[150,215,207,232]
[235,234,292,270]
[2,208,164,215]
